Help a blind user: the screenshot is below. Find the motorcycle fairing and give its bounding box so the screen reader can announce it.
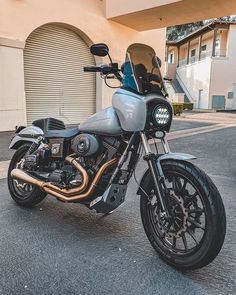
[112,88,146,132]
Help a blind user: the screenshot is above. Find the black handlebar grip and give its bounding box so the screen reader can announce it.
[83,66,102,72]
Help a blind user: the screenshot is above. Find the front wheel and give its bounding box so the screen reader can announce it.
[140,160,226,270]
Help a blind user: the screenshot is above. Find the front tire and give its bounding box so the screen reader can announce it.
[8,144,47,207]
[140,160,226,270]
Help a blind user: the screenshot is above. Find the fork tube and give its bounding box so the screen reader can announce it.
[161,136,170,154]
[140,132,170,217]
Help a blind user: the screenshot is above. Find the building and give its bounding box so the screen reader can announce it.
[1,0,236,131]
[166,21,236,110]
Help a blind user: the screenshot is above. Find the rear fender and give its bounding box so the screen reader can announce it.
[9,126,44,149]
[137,153,196,195]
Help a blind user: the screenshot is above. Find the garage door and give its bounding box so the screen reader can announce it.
[24,24,96,126]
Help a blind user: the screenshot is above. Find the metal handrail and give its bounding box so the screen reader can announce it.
[175,71,194,102]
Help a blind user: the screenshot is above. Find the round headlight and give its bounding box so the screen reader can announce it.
[153,105,171,126]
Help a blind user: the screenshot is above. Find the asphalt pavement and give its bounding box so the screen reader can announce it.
[0,120,235,294]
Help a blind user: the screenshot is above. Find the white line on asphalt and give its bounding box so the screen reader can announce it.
[149,124,231,144]
[174,117,236,126]
[167,124,230,140]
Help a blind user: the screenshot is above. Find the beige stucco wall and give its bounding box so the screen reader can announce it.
[166,46,178,79]
[179,44,187,62]
[0,41,27,129]
[0,0,166,131]
[177,58,212,108]
[106,0,236,31]
[210,25,236,109]
[219,29,228,54]
[106,0,181,18]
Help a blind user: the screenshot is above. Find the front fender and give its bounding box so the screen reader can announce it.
[137,152,196,195]
[9,126,44,149]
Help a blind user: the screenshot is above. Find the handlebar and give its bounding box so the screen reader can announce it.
[84,63,122,82]
[84,63,119,74]
[83,66,103,72]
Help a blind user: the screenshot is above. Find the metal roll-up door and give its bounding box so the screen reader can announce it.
[24,24,96,126]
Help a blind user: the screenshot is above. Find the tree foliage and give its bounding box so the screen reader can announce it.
[167,15,236,41]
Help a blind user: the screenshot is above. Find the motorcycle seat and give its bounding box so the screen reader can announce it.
[45,128,80,138]
[32,117,80,138]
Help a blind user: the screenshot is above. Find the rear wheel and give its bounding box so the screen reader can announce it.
[140,160,226,270]
[8,144,47,207]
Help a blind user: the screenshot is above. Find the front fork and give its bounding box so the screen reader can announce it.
[140,132,171,218]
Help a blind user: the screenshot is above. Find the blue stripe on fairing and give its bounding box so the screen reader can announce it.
[115,89,142,100]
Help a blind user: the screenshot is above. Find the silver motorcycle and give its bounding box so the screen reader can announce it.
[8,43,226,270]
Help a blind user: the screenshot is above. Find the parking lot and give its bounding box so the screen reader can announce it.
[0,117,235,295]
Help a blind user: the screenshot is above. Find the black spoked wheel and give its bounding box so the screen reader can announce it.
[140,160,226,270]
[8,144,47,207]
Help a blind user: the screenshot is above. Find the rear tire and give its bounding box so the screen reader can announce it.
[8,144,47,208]
[140,160,226,270]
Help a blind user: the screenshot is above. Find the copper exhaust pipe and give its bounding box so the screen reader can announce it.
[12,155,89,195]
[11,169,45,188]
[45,155,89,196]
[11,158,117,202]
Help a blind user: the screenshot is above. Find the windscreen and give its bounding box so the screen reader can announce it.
[122,43,164,95]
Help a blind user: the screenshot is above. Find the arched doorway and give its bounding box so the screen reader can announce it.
[24,24,96,125]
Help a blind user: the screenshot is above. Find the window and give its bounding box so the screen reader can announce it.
[200,44,208,59]
[201,44,207,52]
[191,49,196,57]
[215,39,220,49]
[190,49,196,63]
[228,92,233,99]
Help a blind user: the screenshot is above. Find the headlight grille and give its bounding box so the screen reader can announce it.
[153,105,171,127]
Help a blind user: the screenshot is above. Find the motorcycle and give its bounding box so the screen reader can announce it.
[8,43,226,270]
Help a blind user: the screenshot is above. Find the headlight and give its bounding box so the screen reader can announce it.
[153,105,171,127]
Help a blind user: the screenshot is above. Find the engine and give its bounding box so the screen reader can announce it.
[23,134,126,192]
[71,134,100,156]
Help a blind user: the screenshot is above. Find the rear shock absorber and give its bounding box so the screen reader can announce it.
[26,136,45,156]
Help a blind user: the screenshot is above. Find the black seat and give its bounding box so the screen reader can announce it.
[45,128,79,138]
[32,117,79,138]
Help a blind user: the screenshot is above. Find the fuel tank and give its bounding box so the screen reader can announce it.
[79,107,123,136]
